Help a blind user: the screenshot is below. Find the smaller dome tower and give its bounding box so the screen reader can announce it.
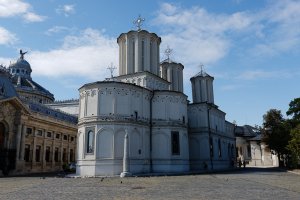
[9,50,32,79]
[160,47,184,92]
[190,67,214,104]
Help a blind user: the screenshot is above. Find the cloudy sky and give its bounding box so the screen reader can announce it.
[0,0,299,126]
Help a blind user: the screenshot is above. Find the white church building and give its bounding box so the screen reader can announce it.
[76,18,236,177]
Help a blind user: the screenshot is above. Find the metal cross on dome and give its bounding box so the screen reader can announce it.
[133,15,145,31]
[199,63,205,74]
[107,63,117,78]
[164,46,173,61]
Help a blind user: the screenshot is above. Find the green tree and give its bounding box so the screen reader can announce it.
[286,98,300,168]
[263,109,290,166]
[287,126,300,168]
[287,97,300,126]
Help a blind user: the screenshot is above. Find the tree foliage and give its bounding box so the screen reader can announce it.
[287,126,300,168]
[262,98,300,168]
[287,97,300,126]
[262,109,290,159]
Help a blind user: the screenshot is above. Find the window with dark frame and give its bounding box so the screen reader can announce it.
[26,128,32,135]
[24,144,30,162]
[70,149,74,162]
[171,131,180,155]
[63,148,67,162]
[63,135,68,140]
[56,133,60,139]
[54,147,59,162]
[36,145,41,162]
[45,146,51,162]
[37,130,43,136]
[247,145,251,157]
[47,132,52,138]
[210,137,214,158]
[134,111,138,121]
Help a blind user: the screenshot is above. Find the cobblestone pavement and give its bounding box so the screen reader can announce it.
[0,168,299,200]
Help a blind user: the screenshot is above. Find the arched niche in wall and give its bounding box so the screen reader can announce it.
[96,128,113,159]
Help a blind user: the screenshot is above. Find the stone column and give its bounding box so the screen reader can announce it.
[120,132,132,177]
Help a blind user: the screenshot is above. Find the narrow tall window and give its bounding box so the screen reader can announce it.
[247,145,251,157]
[134,111,138,121]
[54,147,59,162]
[45,146,51,162]
[63,148,67,162]
[24,144,30,162]
[86,130,94,153]
[171,131,180,155]
[210,137,214,158]
[70,149,74,162]
[36,145,41,162]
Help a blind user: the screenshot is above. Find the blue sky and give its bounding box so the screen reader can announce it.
[0,0,299,126]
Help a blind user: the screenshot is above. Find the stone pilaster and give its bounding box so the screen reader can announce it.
[16,124,22,160]
[20,124,26,161]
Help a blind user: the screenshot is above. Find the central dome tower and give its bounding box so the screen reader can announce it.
[117,17,161,76]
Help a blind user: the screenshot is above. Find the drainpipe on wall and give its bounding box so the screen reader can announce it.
[149,90,154,173]
[207,103,213,170]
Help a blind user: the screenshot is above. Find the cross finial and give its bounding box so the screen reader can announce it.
[164,46,173,62]
[133,15,145,31]
[199,63,205,74]
[107,63,117,78]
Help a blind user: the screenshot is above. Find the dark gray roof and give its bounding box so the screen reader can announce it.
[235,125,261,137]
[0,65,18,100]
[11,75,54,100]
[24,99,78,124]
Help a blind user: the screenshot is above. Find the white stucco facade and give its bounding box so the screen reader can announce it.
[76,26,236,177]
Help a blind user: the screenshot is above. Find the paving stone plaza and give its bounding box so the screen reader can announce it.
[0,168,299,200]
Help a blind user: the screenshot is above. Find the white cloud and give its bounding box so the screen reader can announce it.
[0,0,45,22]
[56,4,75,17]
[250,0,300,55]
[28,28,118,79]
[0,27,17,45]
[23,12,45,22]
[153,3,254,76]
[154,1,300,77]
[45,26,74,35]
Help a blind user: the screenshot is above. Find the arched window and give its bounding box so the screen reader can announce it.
[86,130,94,153]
